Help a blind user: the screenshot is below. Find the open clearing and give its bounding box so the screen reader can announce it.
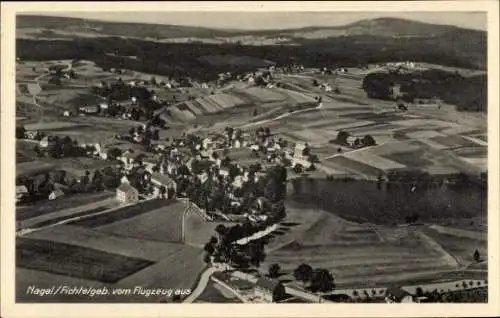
[17,191,115,220]
[94,201,187,243]
[18,214,205,302]
[419,227,487,265]
[17,237,155,283]
[263,206,459,287]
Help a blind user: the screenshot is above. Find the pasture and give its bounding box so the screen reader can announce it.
[419,226,487,265]
[16,191,115,222]
[17,203,206,303]
[263,205,460,288]
[94,201,187,243]
[17,161,55,178]
[17,237,154,283]
[195,281,242,303]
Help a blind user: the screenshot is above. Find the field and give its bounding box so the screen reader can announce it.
[262,203,468,288]
[17,237,155,283]
[195,281,242,303]
[44,157,120,177]
[92,201,187,243]
[17,161,55,177]
[17,199,206,302]
[184,206,234,247]
[419,226,487,265]
[17,191,115,222]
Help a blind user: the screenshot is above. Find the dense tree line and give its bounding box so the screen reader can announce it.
[17,33,485,85]
[362,70,487,112]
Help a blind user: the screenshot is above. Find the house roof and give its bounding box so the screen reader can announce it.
[255,277,282,292]
[117,182,138,193]
[386,287,411,300]
[151,173,175,185]
[16,185,28,193]
[51,189,64,196]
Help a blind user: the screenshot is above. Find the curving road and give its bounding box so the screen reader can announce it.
[183,266,218,303]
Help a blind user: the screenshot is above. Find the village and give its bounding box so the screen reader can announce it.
[15,55,488,304]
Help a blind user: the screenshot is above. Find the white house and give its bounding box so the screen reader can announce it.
[48,189,64,200]
[294,143,307,160]
[219,168,229,177]
[116,182,139,204]
[250,144,260,151]
[232,175,244,188]
[202,137,213,150]
[39,136,51,148]
[16,185,29,202]
[385,287,415,303]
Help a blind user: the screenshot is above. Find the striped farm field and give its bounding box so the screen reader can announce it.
[184,101,204,115]
[239,87,286,103]
[326,156,384,177]
[304,118,354,129]
[441,127,481,135]
[430,135,482,149]
[93,201,187,243]
[289,129,332,144]
[193,98,216,113]
[406,130,447,139]
[343,150,406,171]
[17,224,205,302]
[17,237,154,283]
[382,149,435,168]
[348,123,401,135]
[366,140,422,156]
[460,157,487,171]
[313,120,375,131]
[24,121,86,131]
[263,236,455,287]
[453,146,487,158]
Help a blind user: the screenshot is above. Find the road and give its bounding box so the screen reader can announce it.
[183,266,218,303]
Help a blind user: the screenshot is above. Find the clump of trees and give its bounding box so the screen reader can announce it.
[332,130,376,148]
[293,263,335,292]
[34,135,92,159]
[362,70,487,112]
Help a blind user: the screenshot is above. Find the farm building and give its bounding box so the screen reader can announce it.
[253,277,286,303]
[385,287,415,303]
[151,173,177,192]
[16,185,29,202]
[79,105,100,115]
[39,136,55,149]
[116,182,139,204]
[48,189,65,201]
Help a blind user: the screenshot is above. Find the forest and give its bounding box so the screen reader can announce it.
[362,69,487,112]
[17,32,485,84]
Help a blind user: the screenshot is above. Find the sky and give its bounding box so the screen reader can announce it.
[29,11,487,31]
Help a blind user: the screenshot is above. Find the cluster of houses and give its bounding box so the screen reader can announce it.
[211,272,287,303]
[107,123,310,223]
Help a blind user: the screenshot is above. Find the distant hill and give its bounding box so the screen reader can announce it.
[16,15,487,77]
[17,15,485,40]
[16,15,238,39]
[289,17,475,37]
